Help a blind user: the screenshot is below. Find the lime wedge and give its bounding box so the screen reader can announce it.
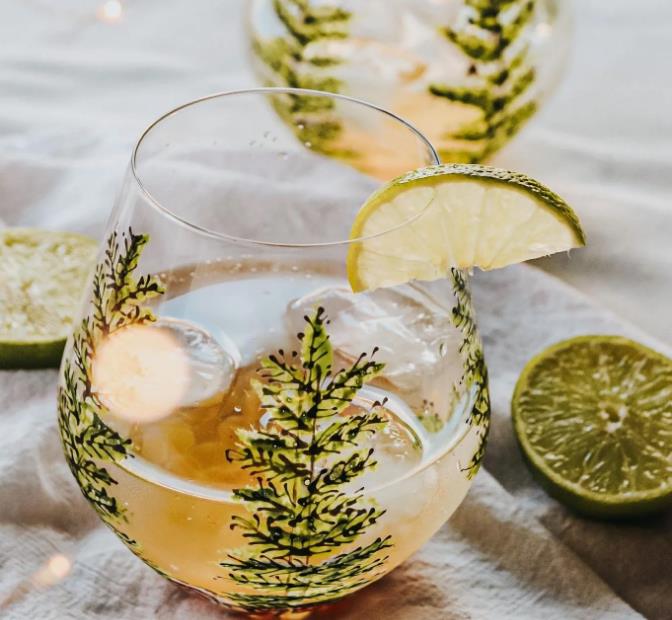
[512,336,672,519]
[0,228,97,369]
[347,164,585,292]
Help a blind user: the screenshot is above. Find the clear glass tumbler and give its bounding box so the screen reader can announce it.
[248,0,571,166]
[57,88,490,615]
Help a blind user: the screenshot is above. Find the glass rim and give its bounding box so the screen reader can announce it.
[130,87,440,249]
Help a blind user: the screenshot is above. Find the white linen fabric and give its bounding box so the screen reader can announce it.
[0,1,670,619]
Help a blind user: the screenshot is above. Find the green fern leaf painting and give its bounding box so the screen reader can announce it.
[252,0,351,155]
[222,307,393,611]
[57,228,164,533]
[431,0,539,162]
[450,269,490,479]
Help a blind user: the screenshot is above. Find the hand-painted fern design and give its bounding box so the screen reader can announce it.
[222,307,392,612]
[57,229,164,527]
[253,0,351,154]
[450,269,490,479]
[432,0,538,163]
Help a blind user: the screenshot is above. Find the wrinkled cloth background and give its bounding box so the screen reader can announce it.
[1,1,671,619]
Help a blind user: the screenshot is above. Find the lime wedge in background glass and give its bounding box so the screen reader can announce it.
[347,164,585,292]
[0,228,97,369]
[513,336,672,518]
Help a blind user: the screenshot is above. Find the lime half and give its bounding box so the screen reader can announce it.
[347,164,585,292]
[0,228,97,369]
[513,336,672,518]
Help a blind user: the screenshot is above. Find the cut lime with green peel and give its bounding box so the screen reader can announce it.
[513,336,672,519]
[0,228,97,369]
[347,164,585,292]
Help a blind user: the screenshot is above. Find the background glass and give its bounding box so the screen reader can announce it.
[57,88,490,614]
[248,0,571,166]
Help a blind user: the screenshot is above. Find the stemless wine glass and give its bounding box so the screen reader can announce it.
[57,88,490,616]
[248,0,571,166]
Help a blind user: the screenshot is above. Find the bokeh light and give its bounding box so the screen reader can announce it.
[93,324,189,424]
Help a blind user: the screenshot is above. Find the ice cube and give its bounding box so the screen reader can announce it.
[164,317,240,407]
[285,285,464,399]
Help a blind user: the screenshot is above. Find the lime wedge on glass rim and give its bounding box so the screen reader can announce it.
[346,164,585,292]
[512,336,672,518]
[0,228,97,369]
